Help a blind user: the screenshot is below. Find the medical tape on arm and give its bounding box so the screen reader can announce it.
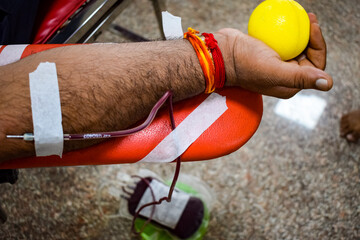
[162,11,184,40]
[138,93,228,163]
[0,44,28,66]
[29,62,64,157]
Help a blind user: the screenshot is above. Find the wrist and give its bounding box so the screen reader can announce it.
[213,29,245,87]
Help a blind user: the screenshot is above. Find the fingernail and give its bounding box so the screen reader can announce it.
[315,79,328,90]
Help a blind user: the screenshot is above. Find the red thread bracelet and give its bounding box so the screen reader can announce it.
[202,33,226,89]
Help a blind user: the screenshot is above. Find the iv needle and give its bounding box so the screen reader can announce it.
[6,135,24,139]
[6,133,34,141]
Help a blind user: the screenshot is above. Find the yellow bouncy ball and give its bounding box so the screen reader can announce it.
[248,0,310,61]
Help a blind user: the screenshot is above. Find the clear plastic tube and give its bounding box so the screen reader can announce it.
[64,91,173,140]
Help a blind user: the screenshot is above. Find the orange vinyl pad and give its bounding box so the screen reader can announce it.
[0,87,262,169]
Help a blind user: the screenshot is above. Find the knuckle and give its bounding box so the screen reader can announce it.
[293,72,306,89]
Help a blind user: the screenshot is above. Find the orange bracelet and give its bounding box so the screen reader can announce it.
[184,28,215,93]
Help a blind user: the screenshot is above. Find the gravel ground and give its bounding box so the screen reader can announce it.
[1,0,359,239]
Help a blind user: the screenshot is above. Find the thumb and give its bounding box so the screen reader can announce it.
[276,61,333,91]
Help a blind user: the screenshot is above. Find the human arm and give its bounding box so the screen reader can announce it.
[0,40,206,162]
[0,13,332,162]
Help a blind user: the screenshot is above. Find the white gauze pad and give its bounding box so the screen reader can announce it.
[138,93,228,163]
[29,62,64,157]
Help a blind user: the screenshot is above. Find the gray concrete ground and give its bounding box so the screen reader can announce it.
[1,0,359,239]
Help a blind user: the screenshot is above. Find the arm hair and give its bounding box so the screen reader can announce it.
[0,40,205,162]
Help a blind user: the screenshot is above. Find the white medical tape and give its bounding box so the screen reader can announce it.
[138,93,228,163]
[162,11,184,40]
[136,179,190,229]
[0,44,28,66]
[29,62,64,157]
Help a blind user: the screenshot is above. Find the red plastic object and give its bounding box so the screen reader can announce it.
[0,44,263,169]
[32,0,87,43]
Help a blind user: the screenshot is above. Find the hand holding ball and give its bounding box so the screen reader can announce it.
[248,0,310,61]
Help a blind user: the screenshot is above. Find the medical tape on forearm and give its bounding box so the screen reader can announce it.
[0,44,28,66]
[138,93,228,163]
[162,11,184,40]
[29,62,64,157]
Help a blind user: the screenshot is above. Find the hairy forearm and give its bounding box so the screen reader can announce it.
[0,40,207,162]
